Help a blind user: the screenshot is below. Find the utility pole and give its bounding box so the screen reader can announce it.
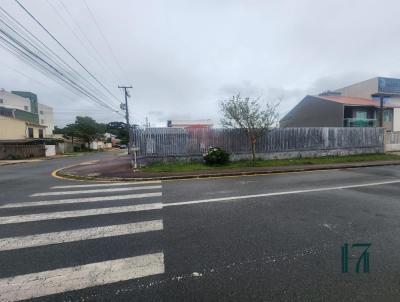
[118,85,133,154]
[379,94,384,128]
[372,92,388,128]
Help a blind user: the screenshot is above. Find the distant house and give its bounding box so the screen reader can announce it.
[280,77,400,131]
[335,77,400,104]
[0,114,47,141]
[167,119,213,128]
[0,89,54,136]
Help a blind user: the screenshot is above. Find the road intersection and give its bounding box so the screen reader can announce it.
[1,153,400,301]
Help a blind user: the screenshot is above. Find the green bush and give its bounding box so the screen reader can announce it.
[7,154,23,160]
[203,147,230,165]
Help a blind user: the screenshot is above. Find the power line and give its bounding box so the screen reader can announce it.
[0,31,121,116]
[14,0,121,104]
[0,22,118,112]
[0,5,115,108]
[83,0,129,81]
[44,0,104,74]
[0,6,83,85]
[0,7,115,107]
[0,3,124,116]
[57,0,123,85]
[1,62,124,118]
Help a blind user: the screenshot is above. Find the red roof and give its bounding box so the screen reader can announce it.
[317,95,400,108]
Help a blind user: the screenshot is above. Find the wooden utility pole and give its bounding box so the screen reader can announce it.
[379,94,384,127]
[118,85,133,154]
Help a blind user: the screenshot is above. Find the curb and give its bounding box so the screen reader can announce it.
[0,161,42,167]
[0,154,87,167]
[54,160,400,182]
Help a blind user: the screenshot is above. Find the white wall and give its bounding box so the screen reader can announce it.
[0,90,30,112]
[38,103,54,136]
[335,78,378,99]
[393,108,400,132]
[45,145,56,157]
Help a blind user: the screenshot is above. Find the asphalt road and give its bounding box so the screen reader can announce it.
[1,153,400,301]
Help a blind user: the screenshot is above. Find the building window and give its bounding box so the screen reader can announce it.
[41,119,44,124]
[0,98,3,103]
[38,129,44,138]
[28,127,34,138]
[355,111,367,119]
[384,110,392,122]
[24,106,28,111]
[40,110,43,115]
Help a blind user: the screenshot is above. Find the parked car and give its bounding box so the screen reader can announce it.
[119,144,127,149]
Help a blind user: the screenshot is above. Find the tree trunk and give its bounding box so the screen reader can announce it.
[251,138,256,161]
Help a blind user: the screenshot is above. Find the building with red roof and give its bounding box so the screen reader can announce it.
[280,77,400,131]
[167,119,213,128]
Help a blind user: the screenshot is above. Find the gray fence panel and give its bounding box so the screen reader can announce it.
[130,127,384,158]
[0,144,46,160]
[388,132,400,144]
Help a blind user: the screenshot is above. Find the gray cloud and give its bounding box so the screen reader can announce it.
[1,0,400,127]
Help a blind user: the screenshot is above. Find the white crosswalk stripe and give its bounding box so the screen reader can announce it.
[51,180,161,189]
[0,192,162,209]
[0,203,163,225]
[0,220,163,251]
[0,181,165,301]
[0,252,164,302]
[30,185,162,196]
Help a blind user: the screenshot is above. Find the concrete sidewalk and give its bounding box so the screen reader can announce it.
[0,153,92,167]
[56,155,400,181]
[0,159,44,166]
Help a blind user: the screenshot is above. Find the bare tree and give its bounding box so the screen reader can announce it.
[220,94,279,161]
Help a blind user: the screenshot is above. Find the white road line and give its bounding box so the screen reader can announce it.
[51,180,161,189]
[30,185,162,196]
[0,252,164,302]
[0,192,162,209]
[0,203,162,225]
[0,220,163,251]
[164,179,400,207]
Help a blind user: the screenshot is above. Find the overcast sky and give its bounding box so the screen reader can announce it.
[1,0,400,127]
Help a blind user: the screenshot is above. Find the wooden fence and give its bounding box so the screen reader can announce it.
[0,144,46,160]
[131,127,384,158]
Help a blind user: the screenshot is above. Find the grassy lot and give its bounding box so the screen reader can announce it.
[142,153,400,173]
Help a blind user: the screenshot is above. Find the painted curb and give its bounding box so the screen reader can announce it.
[54,160,400,182]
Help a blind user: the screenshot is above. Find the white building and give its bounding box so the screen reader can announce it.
[38,103,54,135]
[0,89,54,136]
[0,89,31,112]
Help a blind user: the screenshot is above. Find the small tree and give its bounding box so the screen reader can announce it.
[73,116,106,146]
[106,121,128,144]
[64,123,78,145]
[220,94,279,161]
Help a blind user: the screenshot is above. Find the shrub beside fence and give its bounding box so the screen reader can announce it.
[0,144,46,160]
[131,127,385,162]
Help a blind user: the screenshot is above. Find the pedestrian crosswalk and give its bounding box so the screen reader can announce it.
[0,180,164,302]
